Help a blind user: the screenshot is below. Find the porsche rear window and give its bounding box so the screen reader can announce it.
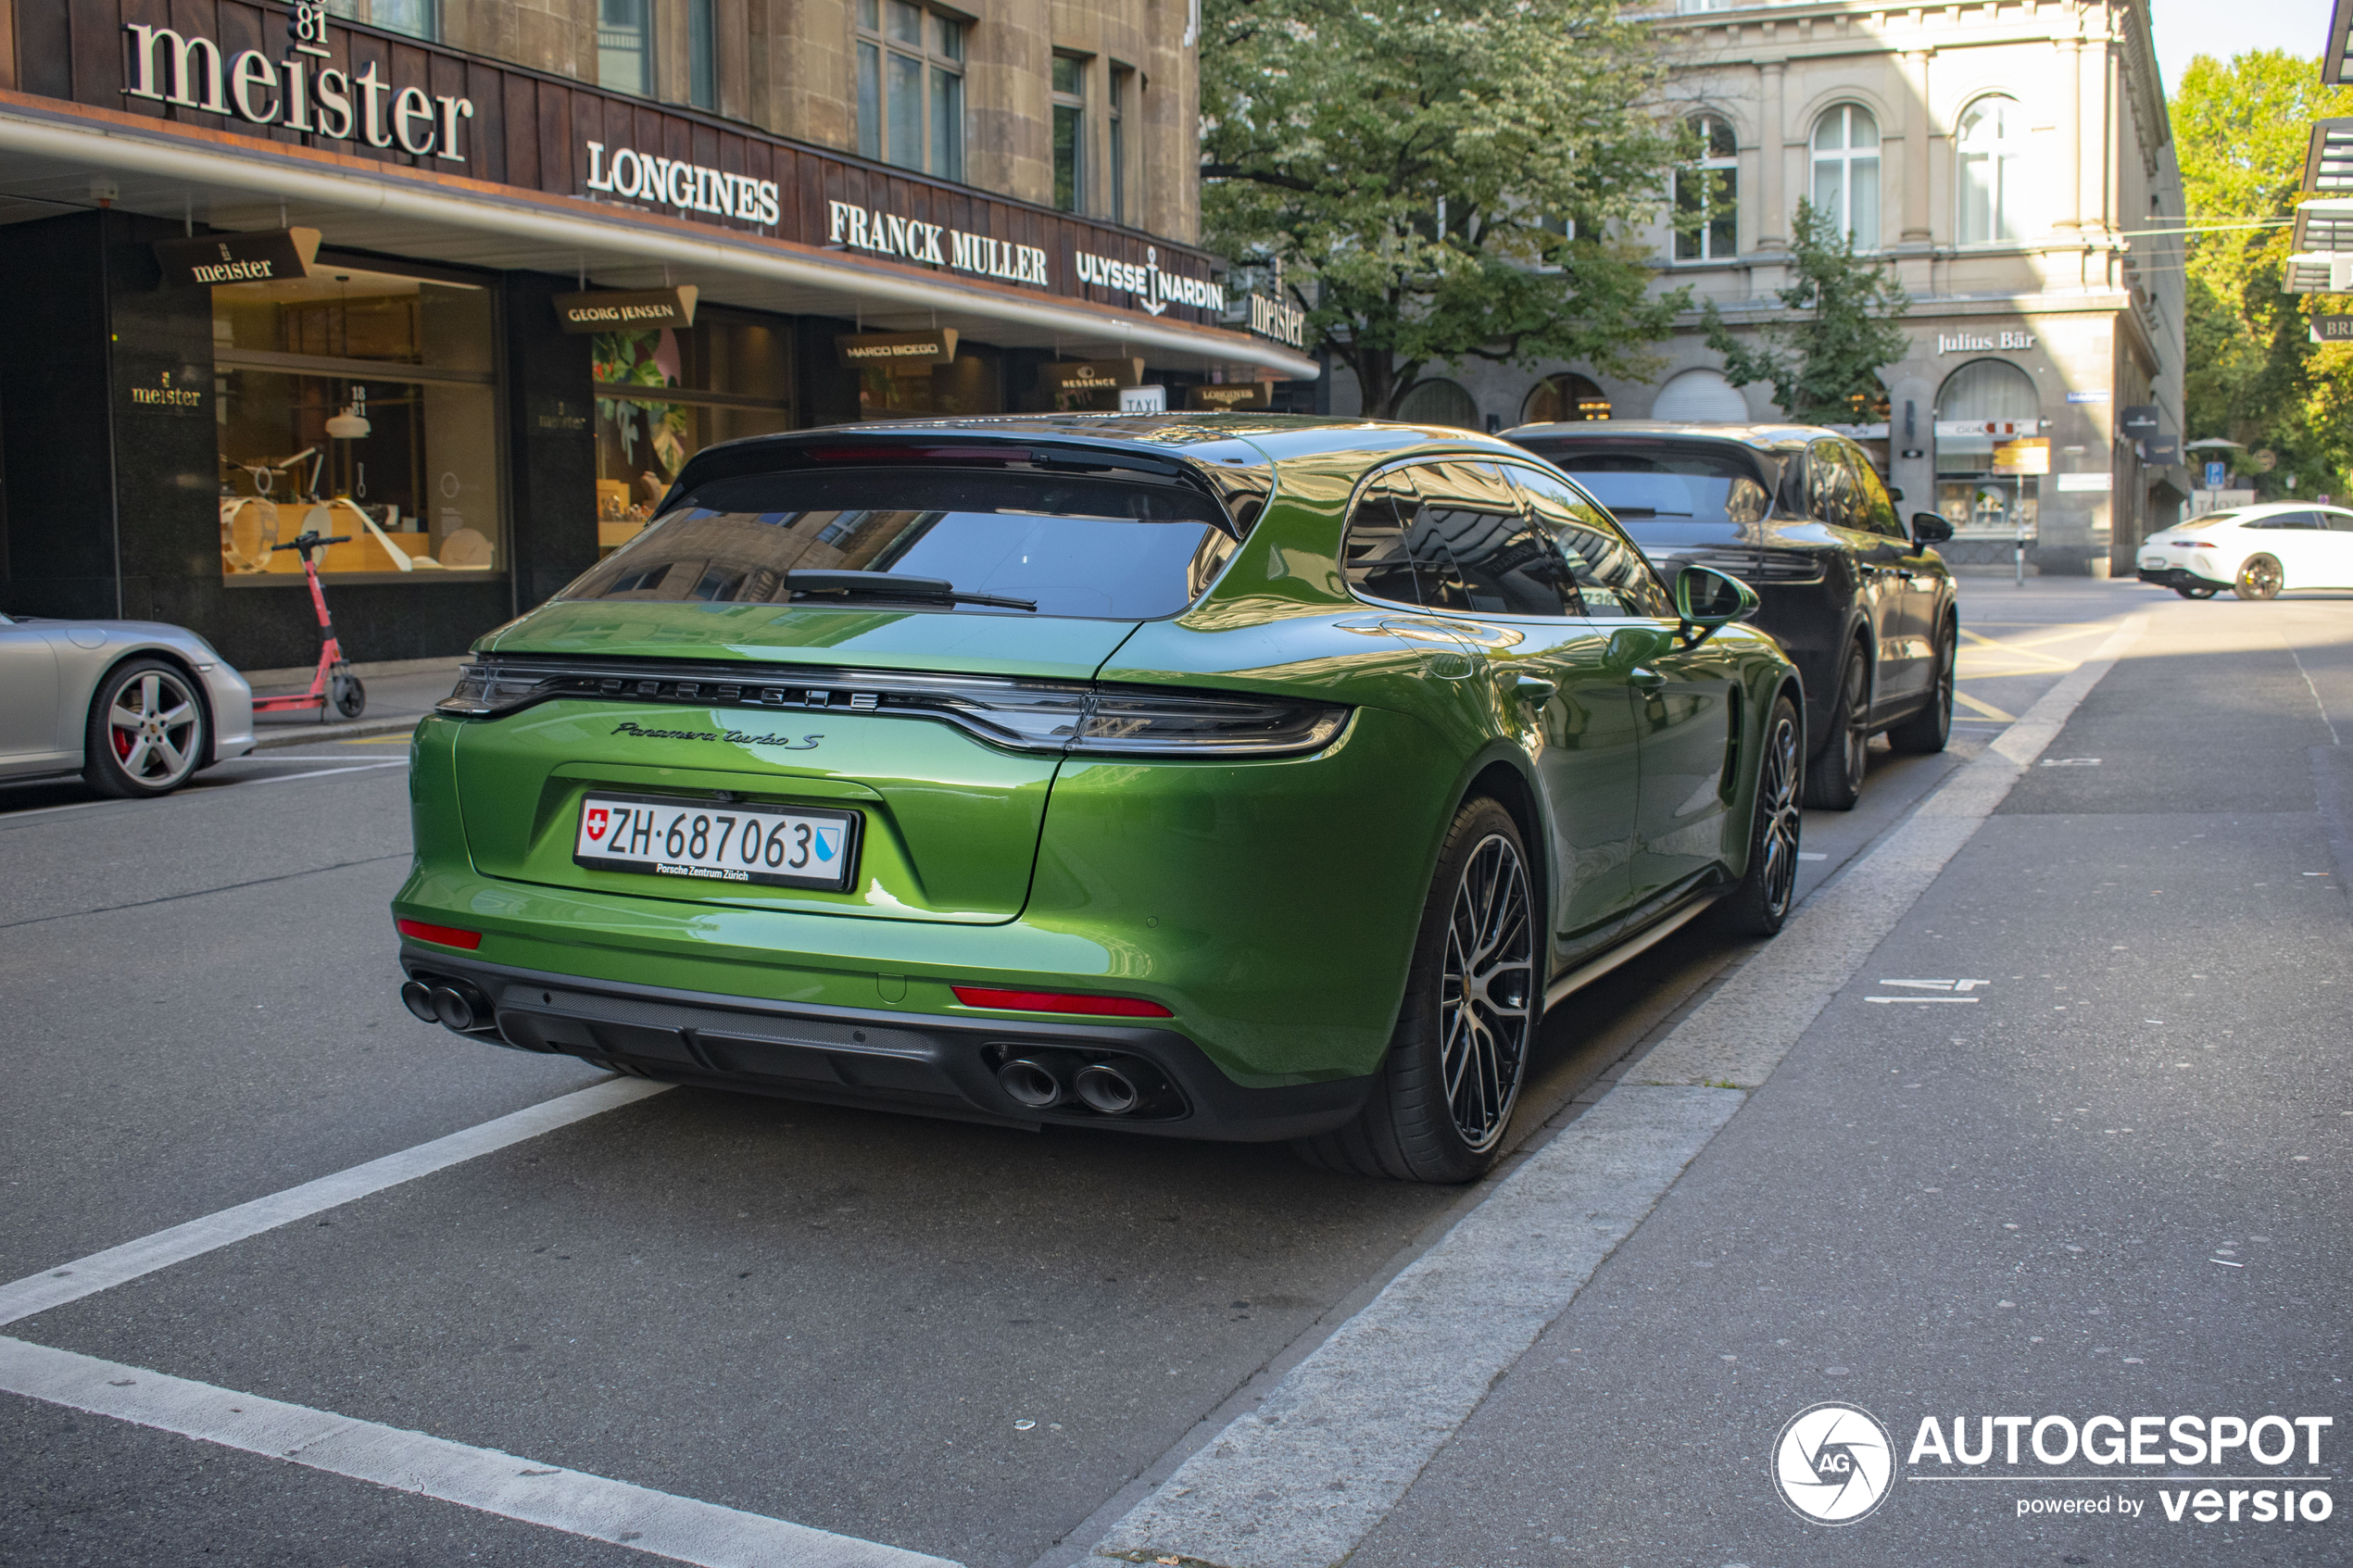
[1513,443,1772,547]
[560,468,1236,620]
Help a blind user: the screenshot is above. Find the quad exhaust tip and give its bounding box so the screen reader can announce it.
[996,1058,1063,1110]
[1074,1062,1141,1116]
[400,977,495,1035]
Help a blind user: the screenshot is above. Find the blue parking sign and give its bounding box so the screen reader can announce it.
[2204,460,2227,490]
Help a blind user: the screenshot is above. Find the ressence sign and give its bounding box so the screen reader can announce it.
[122,1,475,161]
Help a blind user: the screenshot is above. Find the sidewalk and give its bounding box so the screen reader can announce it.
[239,657,462,749]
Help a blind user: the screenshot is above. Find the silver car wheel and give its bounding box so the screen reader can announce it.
[106,669,203,788]
[1439,833,1535,1153]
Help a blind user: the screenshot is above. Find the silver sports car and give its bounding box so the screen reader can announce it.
[0,613,258,797]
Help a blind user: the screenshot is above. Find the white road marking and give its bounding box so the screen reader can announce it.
[1094,612,2149,1568]
[2039,757,2102,767]
[1878,979,1990,991]
[239,762,408,784]
[1797,851,1828,860]
[0,1079,670,1327]
[0,1336,956,1568]
[1866,997,1981,1004]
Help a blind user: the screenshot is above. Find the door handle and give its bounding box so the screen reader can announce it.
[1513,675,1557,702]
[1628,668,1666,692]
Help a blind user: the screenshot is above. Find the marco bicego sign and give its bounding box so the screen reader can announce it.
[121,5,474,160]
[835,330,959,374]
[1072,246,1227,317]
[827,200,1051,288]
[585,144,781,227]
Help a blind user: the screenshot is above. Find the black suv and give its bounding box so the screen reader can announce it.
[1509,420,1958,809]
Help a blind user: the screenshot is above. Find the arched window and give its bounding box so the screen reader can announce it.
[1395,378,1481,430]
[1674,115,1739,262]
[1650,368,1749,422]
[1934,358,2043,534]
[1811,104,1881,246]
[1957,96,2024,244]
[1521,372,1613,424]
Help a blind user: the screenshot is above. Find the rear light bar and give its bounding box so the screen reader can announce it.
[436,659,1349,759]
[952,985,1173,1019]
[396,918,483,950]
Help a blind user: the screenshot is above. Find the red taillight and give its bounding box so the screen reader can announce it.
[951,985,1172,1019]
[2186,541,2215,548]
[396,918,483,950]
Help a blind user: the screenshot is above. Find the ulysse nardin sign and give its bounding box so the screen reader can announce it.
[1071,246,1227,317]
[121,4,474,160]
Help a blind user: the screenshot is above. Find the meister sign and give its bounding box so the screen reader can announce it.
[152,226,321,287]
[121,7,475,160]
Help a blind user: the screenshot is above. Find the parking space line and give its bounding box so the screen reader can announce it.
[0,1336,957,1568]
[1093,612,2151,1568]
[0,1079,671,1328]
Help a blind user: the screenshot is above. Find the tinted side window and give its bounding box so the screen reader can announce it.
[1847,444,1904,536]
[1340,469,1433,607]
[1509,467,1671,619]
[1400,461,1578,617]
[2324,511,2353,533]
[1807,441,1860,531]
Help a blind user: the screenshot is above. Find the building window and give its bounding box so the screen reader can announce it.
[1650,367,1748,422]
[1811,104,1881,246]
[1109,66,1132,224]
[598,0,653,97]
[1957,96,2023,244]
[687,0,717,110]
[213,265,501,582]
[858,1,964,177]
[1052,53,1087,212]
[1933,357,2042,537]
[325,1,438,42]
[593,315,796,555]
[1521,372,1612,424]
[1396,378,1481,430]
[1674,114,1738,262]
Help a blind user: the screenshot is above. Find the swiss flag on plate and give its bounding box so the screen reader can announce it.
[585,807,609,841]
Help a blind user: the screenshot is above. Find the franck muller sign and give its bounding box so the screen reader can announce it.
[121,2,475,160]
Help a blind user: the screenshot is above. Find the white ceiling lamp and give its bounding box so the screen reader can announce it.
[324,404,371,439]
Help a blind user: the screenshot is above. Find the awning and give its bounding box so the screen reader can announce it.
[0,92,1318,383]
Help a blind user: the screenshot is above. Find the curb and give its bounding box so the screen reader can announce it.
[250,715,422,749]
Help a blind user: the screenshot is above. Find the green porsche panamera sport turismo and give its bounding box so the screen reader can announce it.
[394,416,1803,1182]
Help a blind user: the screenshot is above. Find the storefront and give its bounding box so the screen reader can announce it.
[0,0,1315,668]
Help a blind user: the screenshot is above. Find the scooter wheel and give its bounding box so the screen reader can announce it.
[332,674,367,720]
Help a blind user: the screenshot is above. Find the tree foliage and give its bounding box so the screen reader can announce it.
[2174,51,2353,496]
[1699,199,1909,424]
[1199,0,1688,419]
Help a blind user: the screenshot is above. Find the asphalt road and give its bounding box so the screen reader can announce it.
[0,577,2247,1568]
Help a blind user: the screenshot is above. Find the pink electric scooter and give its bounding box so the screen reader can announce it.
[250,531,366,721]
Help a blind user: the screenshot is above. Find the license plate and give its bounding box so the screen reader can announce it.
[2140,556,2168,569]
[573,793,860,891]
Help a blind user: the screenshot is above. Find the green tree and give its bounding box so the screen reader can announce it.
[1698,199,1909,423]
[2173,50,2353,496]
[1200,0,1688,419]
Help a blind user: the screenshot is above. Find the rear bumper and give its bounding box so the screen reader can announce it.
[400,948,1373,1143]
[2137,565,2224,591]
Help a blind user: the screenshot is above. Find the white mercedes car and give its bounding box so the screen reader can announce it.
[0,613,258,797]
[2137,502,2353,600]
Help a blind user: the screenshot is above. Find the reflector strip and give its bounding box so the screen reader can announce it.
[396,918,484,950]
[951,985,1172,1019]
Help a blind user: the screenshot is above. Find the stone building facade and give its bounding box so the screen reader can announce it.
[1335,0,2187,576]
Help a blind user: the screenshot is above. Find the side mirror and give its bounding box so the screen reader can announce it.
[1910,510,1955,545]
[1674,564,1757,645]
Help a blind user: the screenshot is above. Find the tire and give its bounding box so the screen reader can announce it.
[1294,797,1537,1184]
[2174,584,2217,600]
[1716,693,1803,937]
[331,671,367,719]
[84,658,209,798]
[1803,642,1869,810]
[2234,555,2283,601]
[1886,616,1955,755]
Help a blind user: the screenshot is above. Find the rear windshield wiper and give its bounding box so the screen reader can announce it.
[783,569,1038,611]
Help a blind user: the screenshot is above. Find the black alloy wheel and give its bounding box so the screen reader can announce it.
[1803,642,1870,811]
[2234,555,2283,601]
[331,670,368,720]
[2174,583,2218,600]
[85,658,209,798]
[1717,693,1804,936]
[1294,796,1536,1184]
[1886,617,1956,755]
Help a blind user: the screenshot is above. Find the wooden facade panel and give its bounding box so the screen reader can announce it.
[47,0,1229,326]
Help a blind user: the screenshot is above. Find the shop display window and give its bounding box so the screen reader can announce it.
[593,315,795,555]
[213,266,501,582]
[856,351,1001,421]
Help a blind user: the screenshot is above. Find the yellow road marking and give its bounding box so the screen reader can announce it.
[1952,688,2017,721]
[349,730,418,744]
[1956,627,2080,670]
